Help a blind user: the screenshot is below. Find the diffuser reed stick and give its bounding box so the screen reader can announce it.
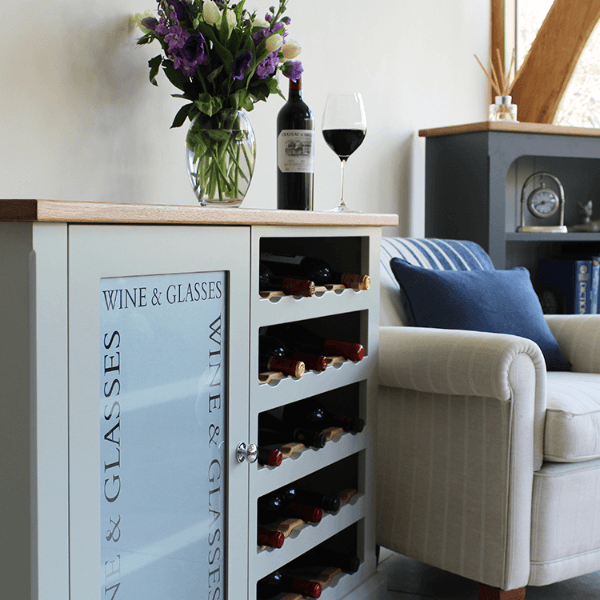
[475,48,523,120]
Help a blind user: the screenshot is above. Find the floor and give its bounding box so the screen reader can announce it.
[378,548,600,600]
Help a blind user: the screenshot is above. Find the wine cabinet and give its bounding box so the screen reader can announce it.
[0,200,396,600]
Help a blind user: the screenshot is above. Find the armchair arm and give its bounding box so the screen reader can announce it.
[376,326,548,590]
[380,326,547,401]
[544,314,600,373]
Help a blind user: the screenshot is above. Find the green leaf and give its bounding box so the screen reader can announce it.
[196,21,234,74]
[163,62,188,92]
[206,129,231,142]
[137,34,154,46]
[266,78,279,93]
[170,103,195,129]
[219,9,232,42]
[207,65,224,83]
[194,94,223,116]
[148,55,162,86]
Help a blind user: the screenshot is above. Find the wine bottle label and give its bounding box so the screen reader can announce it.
[277,130,315,173]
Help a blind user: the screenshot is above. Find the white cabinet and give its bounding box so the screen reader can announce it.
[0,201,396,600]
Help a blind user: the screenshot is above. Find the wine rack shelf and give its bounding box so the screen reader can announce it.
[0,204,395,600]
[255,494,366,581]
[254,433,367,496]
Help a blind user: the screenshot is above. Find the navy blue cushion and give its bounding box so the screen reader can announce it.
[390,258,570,372]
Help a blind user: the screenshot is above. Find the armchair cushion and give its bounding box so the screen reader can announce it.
[390,259,570,371]
[545,372,600,462]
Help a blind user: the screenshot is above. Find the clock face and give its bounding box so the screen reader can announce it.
[527,188,560,218]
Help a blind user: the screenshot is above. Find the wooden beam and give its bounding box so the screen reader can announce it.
[491,0,506,80]
[511,0,600,123]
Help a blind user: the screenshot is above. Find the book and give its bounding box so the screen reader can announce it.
[536,258,594,315]
[590,257,599,314]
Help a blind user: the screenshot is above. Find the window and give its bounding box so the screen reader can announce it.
[515,0,600,127]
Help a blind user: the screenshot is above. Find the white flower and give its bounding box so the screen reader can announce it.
[281,40,301,60]
[265,33,283,52]
[253,16,269,28]
[225,9,237,29]
[203,0,221,24]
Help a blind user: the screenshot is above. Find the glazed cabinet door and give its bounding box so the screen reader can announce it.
[67,224,250,600]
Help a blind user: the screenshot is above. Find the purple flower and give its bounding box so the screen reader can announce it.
[282,60,303,82]
[165,25,189,53]
[168,32,208,76]
[232,50,253,81]
[163,0,188,21]
[140,16,159,32]
[155,16,170,35]
[251,27,269,45]
[256,51,279,79]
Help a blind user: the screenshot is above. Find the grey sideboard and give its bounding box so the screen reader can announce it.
[420,121,600,277]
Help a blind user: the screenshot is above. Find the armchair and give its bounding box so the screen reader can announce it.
[376,238,600,599]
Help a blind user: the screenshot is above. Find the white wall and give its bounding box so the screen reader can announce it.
[0,0,489,237]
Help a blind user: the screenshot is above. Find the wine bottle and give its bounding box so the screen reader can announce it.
[261,252,370,290]
[259,334,305,377]
[258,491,323,524]
[283,399,365,435]
[257,527,285,549]
[263,329,327,371]
[277,78,315,210]
[261,333,327,372]
[269,322,365,362]
[257,446,283,468]
[293,547,360,574]
[259,412,327,449]
[259,262,315,297]
[257,570,322,599]
[282,484,341,513]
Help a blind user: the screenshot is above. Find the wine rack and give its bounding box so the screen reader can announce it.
[249,226,382,600]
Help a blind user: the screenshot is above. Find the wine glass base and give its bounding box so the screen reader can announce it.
[324,203,363,213]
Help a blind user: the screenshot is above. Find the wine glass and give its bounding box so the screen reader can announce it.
[322,92,367,212]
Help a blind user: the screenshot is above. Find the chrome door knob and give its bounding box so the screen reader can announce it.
[236,442,258,463]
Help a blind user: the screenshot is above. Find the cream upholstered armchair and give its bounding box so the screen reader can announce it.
[376,238,600,599]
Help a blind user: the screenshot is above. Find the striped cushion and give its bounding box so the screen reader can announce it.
[380,238,494,326]
[545,372,600,462]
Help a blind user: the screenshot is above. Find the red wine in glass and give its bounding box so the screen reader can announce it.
[322,129,366,160]
[321,93,367,212]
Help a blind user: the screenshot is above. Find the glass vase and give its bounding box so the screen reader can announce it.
[186,109,256,207]
[489,95,518,122]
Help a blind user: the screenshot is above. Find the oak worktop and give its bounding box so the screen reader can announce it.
[0,199,398,227]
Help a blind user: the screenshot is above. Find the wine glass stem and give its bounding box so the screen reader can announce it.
[339,159,347,209]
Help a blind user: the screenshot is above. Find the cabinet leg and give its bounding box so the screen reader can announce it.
[478,583,526,600]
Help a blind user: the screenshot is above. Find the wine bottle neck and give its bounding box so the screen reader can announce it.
[289,78,302,100]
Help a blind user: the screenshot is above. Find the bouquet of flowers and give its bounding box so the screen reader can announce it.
[135,0,303,205]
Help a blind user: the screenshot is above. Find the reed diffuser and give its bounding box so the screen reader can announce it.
[475,49,522,122]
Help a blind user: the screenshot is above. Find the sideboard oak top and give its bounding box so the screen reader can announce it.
[419,121,600,138]
[0,199,398,227]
